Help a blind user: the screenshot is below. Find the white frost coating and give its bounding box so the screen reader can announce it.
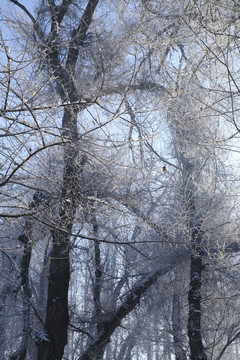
[52,297,59,303]
[38,330,50,343]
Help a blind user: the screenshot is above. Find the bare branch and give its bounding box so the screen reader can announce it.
[66,0,100,69]
[9,0,44,39]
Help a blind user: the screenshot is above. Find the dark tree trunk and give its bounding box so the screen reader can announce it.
[92,215,104,360]
[177,154,207,360]
[92,215,103,333]
[187,229,207,360]
[37,238,70,360]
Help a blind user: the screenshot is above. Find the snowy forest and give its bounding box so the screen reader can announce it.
[1,1,240,359]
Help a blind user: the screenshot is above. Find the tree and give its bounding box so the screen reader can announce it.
[1,1,240,360]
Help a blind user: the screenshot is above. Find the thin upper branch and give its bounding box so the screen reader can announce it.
[9,0,44,39]
[48,0,73,38]
[66,0,100,69]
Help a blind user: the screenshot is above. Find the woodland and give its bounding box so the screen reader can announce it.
[1,1,240,360]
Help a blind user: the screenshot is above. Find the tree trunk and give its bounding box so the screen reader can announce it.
[37,239,70,360]
[187,229,207,360]
[93,215,104,360]
[9,205,36,360]
[37,108,83,360]
[172,294,187,360]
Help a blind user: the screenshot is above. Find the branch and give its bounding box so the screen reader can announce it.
[48,0,73,39]
[9,0,43,39]
[66,0,100,69]
[69,324,93,340]
[102,82,170,96]
[57,0,74,24]
[216,330,240,360]
[78,247,188,360]
[145,141,181,171]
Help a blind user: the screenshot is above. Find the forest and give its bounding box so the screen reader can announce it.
[1,1,240,359]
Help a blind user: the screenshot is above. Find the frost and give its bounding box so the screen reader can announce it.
[37,329,50,343]
[52,297,59,303]
[192,272,200,281]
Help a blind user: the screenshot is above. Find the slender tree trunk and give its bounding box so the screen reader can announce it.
[92,213,104,360]
[92,213,103,333]
[125,345,134,360]
[147,342,152,360]
[9,206,36,360]
[172,294,187,360]
[173,144,207,360]
[176,148,207,360]
[37,238,70,360]
[117,333,135,360]
[187,228,207,360]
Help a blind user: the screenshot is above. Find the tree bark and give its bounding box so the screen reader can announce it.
[187,228,207,360]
